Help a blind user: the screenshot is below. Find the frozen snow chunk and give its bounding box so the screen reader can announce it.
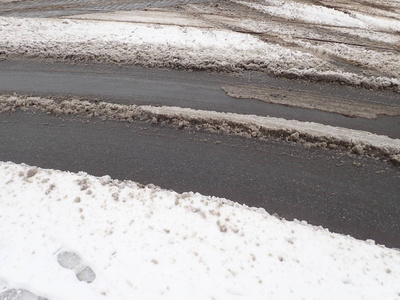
[76,266,96,283]
[57,251,82,269]
[0,289,47,300]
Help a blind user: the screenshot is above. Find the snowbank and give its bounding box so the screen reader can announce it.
[0,16,328,72]
[1,161,400,299]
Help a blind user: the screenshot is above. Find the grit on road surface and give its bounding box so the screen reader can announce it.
[1,110,399,248]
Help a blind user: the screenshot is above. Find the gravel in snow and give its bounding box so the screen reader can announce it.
[0,161,400,299]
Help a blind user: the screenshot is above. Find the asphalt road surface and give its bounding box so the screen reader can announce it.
[1,110,399,248]
[1,59,400,139]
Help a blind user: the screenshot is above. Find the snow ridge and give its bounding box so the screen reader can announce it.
[1,94,400,162]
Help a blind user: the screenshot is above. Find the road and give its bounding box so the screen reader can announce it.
[1,107,399,247]
[1,59,400,138]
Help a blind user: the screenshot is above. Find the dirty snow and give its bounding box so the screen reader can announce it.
[1,161,400,299]
[227,0,400,82]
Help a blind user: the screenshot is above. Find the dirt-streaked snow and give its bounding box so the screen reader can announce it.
[1,161,400,299]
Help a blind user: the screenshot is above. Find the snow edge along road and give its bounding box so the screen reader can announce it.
[1,94,400,164]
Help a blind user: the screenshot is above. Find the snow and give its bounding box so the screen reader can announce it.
[69,10,213,28]
[1,161,400,299]
[236,0,367,28]
[236,0,400,32]
[142,104,400,157]
[0,16,325,70]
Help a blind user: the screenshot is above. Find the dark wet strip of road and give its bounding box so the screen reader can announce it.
[1,110,399,247]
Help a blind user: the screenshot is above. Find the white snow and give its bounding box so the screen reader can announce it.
[0,16,324,70]
[236,0,400,32]
[1,161,400,299]
[236,0,367,28]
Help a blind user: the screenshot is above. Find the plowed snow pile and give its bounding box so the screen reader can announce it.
[0,161,400,299]
[0,16,326,73]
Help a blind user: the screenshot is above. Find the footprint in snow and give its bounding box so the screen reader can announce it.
[57,251,96,283]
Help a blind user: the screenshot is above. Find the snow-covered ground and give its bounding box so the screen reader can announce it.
[1,161,400,299]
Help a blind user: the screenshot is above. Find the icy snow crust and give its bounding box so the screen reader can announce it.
[1,161,400,299]
[1,94,400,161]
[0,14,399,91]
